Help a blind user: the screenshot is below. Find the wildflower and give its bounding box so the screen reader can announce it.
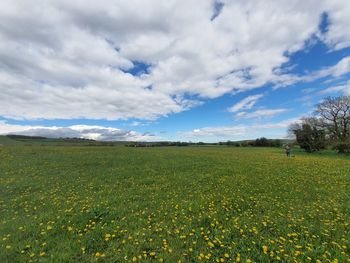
[263,245,268,254]
[208,241,215,248]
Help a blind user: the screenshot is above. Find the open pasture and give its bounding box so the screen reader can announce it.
[0,146,349,262]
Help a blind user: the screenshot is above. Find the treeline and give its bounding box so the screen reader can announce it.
[125,141,210,147]
[289,95,350,154]
[126,138,283,147]
[125,142,188,147]
[6,134,47,140]
[219,138,282,147]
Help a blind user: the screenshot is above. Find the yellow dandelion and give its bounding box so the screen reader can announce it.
[263,245,268,254]
[208,241,215,248]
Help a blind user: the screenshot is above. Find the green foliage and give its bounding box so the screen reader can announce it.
[290,95,350,154]
[1,147,349,262]
[293,124,326,152]
[220,139,283,147]
[254,137,282,147]
[333,140,350,154]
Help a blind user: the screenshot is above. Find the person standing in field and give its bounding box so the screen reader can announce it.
[285,144,291,157]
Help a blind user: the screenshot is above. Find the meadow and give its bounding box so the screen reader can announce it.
[0,146,349,262]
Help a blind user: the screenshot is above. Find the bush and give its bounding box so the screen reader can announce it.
[294,124,326,152]
[333,141,350,154]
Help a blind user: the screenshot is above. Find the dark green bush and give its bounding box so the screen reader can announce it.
[333,141,350,154]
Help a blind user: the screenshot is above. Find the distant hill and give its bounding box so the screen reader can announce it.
[6,134,49,140]
[0,135,127,147]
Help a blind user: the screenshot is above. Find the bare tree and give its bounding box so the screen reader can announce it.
[314,96,350,141]
[287,122,301,139]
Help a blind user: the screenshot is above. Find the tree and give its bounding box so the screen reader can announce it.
[255,137,269,147]
[289,96,350,154]
[288,118,326,152]
[333,141,350,154]
[315,96,350,140]
[315,96,350,153]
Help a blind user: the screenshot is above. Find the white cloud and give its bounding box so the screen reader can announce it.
[273,55,350,89]
[319,81,350,95]
[228,94,264,113]
[323,0,350,50]
[180,118,300,140]
[0,0,350,120]
[312,56,350,78]
[235,108,289,119]
[0,121,158,141]
[183,125,247,138]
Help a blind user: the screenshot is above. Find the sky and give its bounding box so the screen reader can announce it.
[1,0,350,142]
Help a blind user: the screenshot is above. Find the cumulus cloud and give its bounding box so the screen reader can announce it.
[0,121,158,141]
[323,0,350,50]
[228,94,264,113]
[0,0,350,120]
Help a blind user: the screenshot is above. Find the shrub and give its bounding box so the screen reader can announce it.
[333,141,350,154]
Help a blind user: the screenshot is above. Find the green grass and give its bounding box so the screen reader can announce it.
[0,135,25,146]
[0,146,349,262]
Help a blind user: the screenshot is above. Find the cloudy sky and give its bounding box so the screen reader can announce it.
[1,0,350,142]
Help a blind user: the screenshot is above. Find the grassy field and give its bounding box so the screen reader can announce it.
[0,146,349,262]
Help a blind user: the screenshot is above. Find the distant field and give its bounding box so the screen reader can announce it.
[0,146,349,262]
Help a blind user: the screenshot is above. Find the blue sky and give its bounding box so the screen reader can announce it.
[1,1,350,141]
